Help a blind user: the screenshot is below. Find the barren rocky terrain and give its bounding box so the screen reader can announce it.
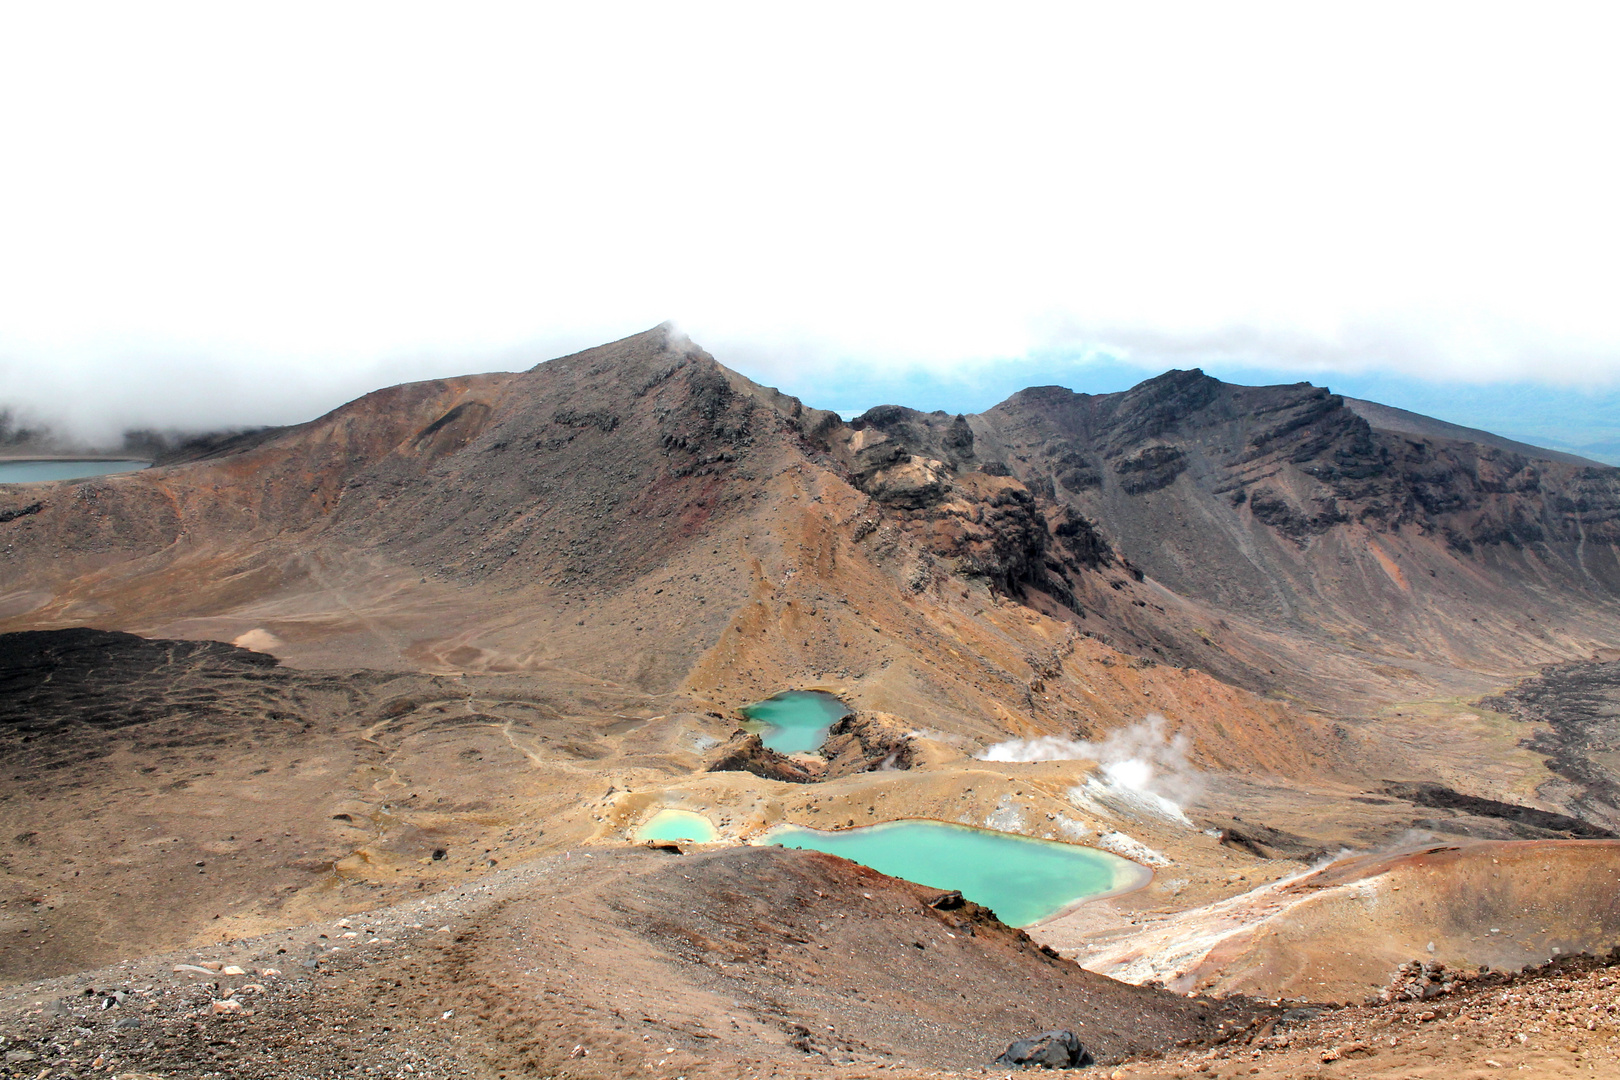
[2,325,1618,1077]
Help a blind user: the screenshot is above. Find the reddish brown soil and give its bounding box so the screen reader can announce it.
[0,846,1266,1078]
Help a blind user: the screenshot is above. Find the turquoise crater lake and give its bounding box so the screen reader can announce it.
[765,820,1150,927]
[0,460,149,484]
[739,690,850,754]
[633,809,719,843]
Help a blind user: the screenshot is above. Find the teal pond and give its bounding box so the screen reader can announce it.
[0,460,149,483]
[739,691,850,754]
[634,809,719,843]
[765,820,1149,927]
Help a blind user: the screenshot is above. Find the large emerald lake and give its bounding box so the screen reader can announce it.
[765,820,1149,927]
[739,690,850,754]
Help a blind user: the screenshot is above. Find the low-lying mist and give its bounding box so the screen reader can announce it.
[0,340,586,451]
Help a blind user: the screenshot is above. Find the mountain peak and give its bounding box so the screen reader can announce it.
[527,322,698,375]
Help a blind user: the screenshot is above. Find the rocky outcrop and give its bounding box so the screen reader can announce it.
[821,713,915,778]
[1244,486,1347,544]
[705,714,914,783]
[862,453,952,510]
[804,406,1120,610]
[705,732,819,784]
[1113,444,1188,495]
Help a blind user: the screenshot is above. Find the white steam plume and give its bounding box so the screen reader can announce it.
[978,734,1098,763]
[978,714,1205,826]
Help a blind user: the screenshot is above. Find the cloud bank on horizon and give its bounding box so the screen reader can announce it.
[1,3,1617,442]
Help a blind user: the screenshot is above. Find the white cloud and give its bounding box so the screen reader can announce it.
[1,2,1618,434]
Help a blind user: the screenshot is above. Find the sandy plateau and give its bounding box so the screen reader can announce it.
[1,326,1619,1078]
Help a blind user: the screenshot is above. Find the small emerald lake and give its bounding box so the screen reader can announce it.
[739,690,850,754]
[765,820,1149,927]
[0,460,149,484]
[634,809,718,843]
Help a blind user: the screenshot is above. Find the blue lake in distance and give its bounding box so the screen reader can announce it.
[0,460,150,484]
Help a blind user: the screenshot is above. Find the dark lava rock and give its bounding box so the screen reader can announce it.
[993,1029,1095,1069]
[1206,818,1329,862]
[0,628,281,741]
[0,501,43,523]
[1383,780,1617,840]
[1481,658,1620,831]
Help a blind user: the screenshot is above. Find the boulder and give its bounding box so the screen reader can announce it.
[993,1030,1094,1069]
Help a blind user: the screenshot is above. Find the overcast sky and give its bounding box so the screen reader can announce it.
[2,4,1617,449]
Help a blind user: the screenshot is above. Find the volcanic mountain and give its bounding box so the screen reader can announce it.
[2,325,1619,1076]
[4,325,1615,706]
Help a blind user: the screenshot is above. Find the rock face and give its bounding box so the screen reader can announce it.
[801,368,1620,705]
[979,369,1620,595]
[820,404,1115,611]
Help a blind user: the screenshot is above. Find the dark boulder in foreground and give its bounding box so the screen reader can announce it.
[994,1029,1095,1069]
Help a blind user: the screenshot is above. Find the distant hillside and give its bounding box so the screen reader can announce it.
[1343,397,1606,467]
[1494,431,1620,467]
